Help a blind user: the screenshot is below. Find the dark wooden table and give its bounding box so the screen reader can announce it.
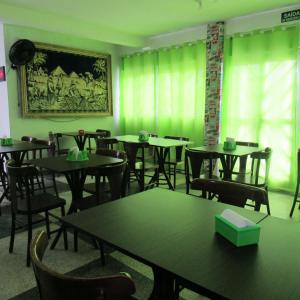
[190,144,261,180]
[115,135,192,190]
[0,140,50,204]
[30,153,123,248]
[60,131,107,151]
[62,188,269,299]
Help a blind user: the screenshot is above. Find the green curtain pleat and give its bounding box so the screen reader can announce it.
[156,42,206,146]
[120,52,157,134]
[221,26,299,191]
[120,41,206,146]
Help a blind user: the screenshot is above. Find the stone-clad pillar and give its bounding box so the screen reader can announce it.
[204,22,224,145]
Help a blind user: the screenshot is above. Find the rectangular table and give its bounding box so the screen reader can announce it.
[190,144,261,180]
[60,131,107,151]
[0,140,50,205]
[62,188,269,300]
[115,135,192,190]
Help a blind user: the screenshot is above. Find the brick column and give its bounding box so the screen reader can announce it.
[204,22,224,145]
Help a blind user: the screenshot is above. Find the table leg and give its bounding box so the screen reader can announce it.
[153,147,174,190]
[73,135,87,151]
[149,267,176,300]
[50,170,87,249]
[220,155,238,180]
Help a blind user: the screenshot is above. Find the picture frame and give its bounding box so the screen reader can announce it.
[19,42,112,117]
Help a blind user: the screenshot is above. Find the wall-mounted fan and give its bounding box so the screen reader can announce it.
[9,39,36,69]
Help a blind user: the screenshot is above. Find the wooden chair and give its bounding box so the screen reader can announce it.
[290,149,300,217]
[30,231,136,300]
[96,137,119,151]
[82,149,128,208]
[190,178,270,213]
[122,141,159,191]
[87,129,111,153]
[185,148,221,195]
[163,136,189,189]
[7,161,66,266]
[219,141,259,177]
[54,133,69,155]
[21,136,37,160]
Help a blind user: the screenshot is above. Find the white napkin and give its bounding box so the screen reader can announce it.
[226,137,235,142]
[221,209,255,228]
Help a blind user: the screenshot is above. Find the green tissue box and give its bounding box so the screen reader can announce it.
[215,215,260,247]
[138,131,149,142]
[66,150,89,161]
[223,141,236,151]
[0,138,13,146]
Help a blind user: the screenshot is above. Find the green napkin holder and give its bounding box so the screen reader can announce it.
[67,150,89,161]
[138,131,149,142]
[215,215,260,247]
[223,140,236,151]
[0,138,13,146]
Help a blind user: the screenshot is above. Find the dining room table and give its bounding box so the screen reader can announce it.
[190,144,261,180]
[59,131,108,151]
[114,135,192,190]
[58,187,296,300]
[0,139,51,206]
[29,153,123,248]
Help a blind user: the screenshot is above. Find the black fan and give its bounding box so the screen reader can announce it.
[9,39,36,69]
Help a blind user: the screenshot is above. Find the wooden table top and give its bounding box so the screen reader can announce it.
[115,135,192,148]
[62,188,281,299]
[60,131,105,137]
[30,154,123,173]
[190,144,261,156]
[0,140,49,154]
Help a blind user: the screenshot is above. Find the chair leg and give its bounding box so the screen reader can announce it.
[290,180,300,217]
[173,166,176,190]
[61,206,68,250]
[74,229,78,252]
[9,213,16,253]
[45,211,51,239]
[26,214,33,267]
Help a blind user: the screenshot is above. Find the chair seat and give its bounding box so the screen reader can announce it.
[17,193,65,214]
[230,174,266,187]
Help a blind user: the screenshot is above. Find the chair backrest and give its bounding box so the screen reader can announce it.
[164,136,189,162]
[7,160,40,213]
[53,133,68,155]
[21,136,37,142]
[236,141,259,172]
[96,138,119,151]
[185,149,220,180]
[31,231,136,300]
[94,149,128,199]
[122,142,149,171]
[236,141,259,147]
[32,139,56,158]
[191,178,268,211]
[250,147,272,186]
[96,129,111,137]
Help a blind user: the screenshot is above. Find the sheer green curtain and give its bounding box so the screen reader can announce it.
[120,52,157,134]
[156,41,206,146]
[221,26,299,190]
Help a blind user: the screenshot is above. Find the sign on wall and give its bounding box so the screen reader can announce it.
[281,9,300,23]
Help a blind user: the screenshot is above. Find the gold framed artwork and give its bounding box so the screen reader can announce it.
[19,42,112,117]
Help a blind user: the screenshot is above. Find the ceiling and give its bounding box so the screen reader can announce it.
[0,0,298,47]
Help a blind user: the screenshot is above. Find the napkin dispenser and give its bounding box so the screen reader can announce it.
[138,130,149,142]
[0,137,13,146]
[223,137,236,151]
[215,209,260,247]
[67,147,89,161]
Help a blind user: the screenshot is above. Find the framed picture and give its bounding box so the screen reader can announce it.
[19,42,112,117]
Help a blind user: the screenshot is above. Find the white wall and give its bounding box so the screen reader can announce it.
[118,3,300,55]
[0,22,10,137]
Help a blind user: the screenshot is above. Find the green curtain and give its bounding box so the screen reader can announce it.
[120,41,206,146]
[221,26,299,191]
[120,52,157,134]
[156,42,206,146]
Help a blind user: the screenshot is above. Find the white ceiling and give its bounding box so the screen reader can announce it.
[0,0,299,46]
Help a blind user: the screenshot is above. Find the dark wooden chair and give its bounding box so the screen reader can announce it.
[96,137,119,151]
[219,141,259,177]
[21,136,37,160]
[30,231,136,300]
[290,149,300,217]
[7,161,66,266]
[82,149,128,208]
[87,129,111,153]
[163,136,189,189]
[191,178,270,212]
[54,133,69,155]
[122,141,159,191]
[185,148,221,195]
